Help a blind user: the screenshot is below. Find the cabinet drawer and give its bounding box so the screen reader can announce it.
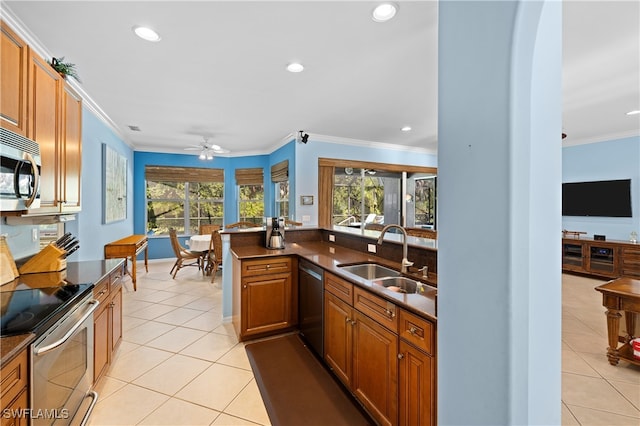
[242,257,291,276]
[0,349,27,409]
[324,272,354,305]
[399,309,434,355]
[353,287,398,332]
[93,278,110,305]
[622,246,640,257]
[110,266,124,289]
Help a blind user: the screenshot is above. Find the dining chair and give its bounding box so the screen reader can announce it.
[204,230,223,282]
[199,224,221,235]
[404,227,438,239]
[284,219,303,226]
[168,228,203,278]
[225,221,258,229]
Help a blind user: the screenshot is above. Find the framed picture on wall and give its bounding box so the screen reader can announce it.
[301,195,314,205]
[103,144,127,223]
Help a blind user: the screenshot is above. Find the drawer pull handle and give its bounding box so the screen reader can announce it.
[97,290,107,297]
[385,308,396,318]
[409,326,418,335]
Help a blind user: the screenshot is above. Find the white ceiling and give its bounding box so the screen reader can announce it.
[2,1,639,157]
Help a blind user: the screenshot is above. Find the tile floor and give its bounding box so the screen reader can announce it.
[87,260,640,425]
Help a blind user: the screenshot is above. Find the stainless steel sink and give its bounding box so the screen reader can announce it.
[337,263,401,280]
[371,276,421,294]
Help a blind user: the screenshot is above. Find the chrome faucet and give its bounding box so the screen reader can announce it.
[377,224,414,273]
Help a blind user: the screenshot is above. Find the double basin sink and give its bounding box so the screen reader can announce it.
[338,262,432,295]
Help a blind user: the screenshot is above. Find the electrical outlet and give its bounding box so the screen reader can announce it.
[32,229,38,242]
[329,247,335,254]
[367,244,376,253]
[329,234,335,242]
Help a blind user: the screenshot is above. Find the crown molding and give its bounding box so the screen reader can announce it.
[0,4,132,148]
[562,130,640,147]
[305,132,438,155]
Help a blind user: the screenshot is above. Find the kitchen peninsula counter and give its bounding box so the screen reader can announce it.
[231,240,437,321]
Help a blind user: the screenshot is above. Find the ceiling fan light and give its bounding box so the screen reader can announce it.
[626,110,640,115]
[206,153,214,160]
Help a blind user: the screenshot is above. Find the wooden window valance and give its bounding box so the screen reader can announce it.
[145,165,224,183]
[235,167,264,185]
[271,160,289,182]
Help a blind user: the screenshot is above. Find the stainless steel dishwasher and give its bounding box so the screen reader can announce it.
[298,259,324,357]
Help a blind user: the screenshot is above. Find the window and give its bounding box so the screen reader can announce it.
[236,167,264,224]
[145,166,224,235]
[275,181,289,217]
[271,160,289,218]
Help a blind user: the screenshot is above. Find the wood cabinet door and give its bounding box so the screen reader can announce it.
[61,83,82,211]
[27,51,61,212]
[93,304,109,383]
[353,310,398,426]
[110,284,123,353]
[241,272,292,337]
[0,21,28,136]
[323,291,354,388]
[399,340,434,426]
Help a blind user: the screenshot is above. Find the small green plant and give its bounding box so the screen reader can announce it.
[49,57,81,82]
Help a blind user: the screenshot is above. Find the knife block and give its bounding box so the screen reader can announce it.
[19,243,67,274]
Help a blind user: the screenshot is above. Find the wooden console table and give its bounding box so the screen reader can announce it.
[104,235,148,291]
[595,277,640,366]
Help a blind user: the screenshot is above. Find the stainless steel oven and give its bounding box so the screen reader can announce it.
[31,293,99,426]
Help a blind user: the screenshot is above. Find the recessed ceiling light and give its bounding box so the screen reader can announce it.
[286,62,304,73]
[372,3,398,22]
[401,126,412,132]
[133,26,161,42]
[626,110,640,115]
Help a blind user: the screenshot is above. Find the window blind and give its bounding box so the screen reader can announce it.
[270,160,289,182]
[235,167,264,185]
[145,166,224,183]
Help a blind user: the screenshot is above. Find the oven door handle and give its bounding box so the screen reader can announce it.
[34,299,100,356]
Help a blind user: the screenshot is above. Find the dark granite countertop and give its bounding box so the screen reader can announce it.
[231,241,437,322]
[1,259,124,367]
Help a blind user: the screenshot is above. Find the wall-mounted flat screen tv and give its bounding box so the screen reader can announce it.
[562,179,632,217]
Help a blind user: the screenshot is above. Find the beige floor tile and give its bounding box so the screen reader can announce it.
[127,303,178,320]
[153,307,205,326]
[133,353,212,396]
[88,383,169,425]
[107,345,173,382]
[157,292,202,307]
[184,297,220,311]
[563,330,610,355]
[123,320,175,345]
[609,380,640,410]
[579,352,640,384]
[211,413,264,425]
[92,376,127,401]
[122,299,154,316]
[562,373,639,417]
[145,326,208,352]
[217,343,252,371]
[563,347,600,377]
[566,404,640,425]
[212,322,239,338]
[181,310,224,332]
[129,289,180,303]
[224,379,271,425]
[562,402,580,425]
[180,331,239,362]
[138,397,221,425]
[121,315,148,332]
[175,363,253,411]
[113,340,140,358]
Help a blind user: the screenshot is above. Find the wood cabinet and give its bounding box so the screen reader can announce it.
[233,256,298,341]
[0,21,82,214]
[0,348,28,426]
[0,21,28,136]
[398,309,436,426]
[324,272,399,426]
[562,238,640,279]
[93,263,124,383]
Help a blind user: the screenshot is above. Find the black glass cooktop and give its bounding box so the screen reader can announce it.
[0,283,93,337]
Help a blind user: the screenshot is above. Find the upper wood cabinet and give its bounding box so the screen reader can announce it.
[0,21,28,136]
[61,83,82,212]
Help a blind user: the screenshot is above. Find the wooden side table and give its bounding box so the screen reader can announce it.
[595,277,640,366]
[104,235,148,291]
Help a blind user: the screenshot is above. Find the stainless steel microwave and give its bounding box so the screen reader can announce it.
[0,128,41,211]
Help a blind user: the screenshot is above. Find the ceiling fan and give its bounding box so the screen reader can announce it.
[184,137,229,160]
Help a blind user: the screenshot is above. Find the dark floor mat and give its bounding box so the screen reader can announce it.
[245,333,374,426]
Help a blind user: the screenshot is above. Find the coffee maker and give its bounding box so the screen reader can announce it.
[265,217,285,249]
